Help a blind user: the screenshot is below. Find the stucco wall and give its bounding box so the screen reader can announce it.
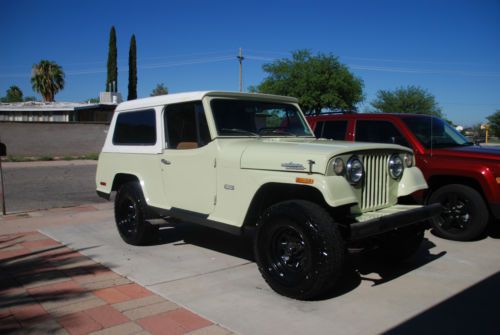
[0,122,109,156]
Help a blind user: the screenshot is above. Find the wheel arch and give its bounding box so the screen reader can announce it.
[242,183,332,229]
[111,173,141,192]
[426,175,486,202]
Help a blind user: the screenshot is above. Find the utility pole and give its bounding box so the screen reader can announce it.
[237,48,244,92]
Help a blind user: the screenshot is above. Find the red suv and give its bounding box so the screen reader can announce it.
[308,113,500,241]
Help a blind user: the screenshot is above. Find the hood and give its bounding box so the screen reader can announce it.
[240,138,410,174]
[431,145,500,162]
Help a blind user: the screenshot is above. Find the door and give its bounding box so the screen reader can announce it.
[161,101,216,214]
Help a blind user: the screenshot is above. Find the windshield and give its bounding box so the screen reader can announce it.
[210,99,314,137]
[402,115,472,149]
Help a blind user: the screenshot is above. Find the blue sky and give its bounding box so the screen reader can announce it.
[1,0,499,126]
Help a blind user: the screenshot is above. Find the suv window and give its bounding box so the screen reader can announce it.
[314,120,348,140]
[113,110,156,145]
[211,99,313,137]
[164,102,211,149]
[355,120,410,147]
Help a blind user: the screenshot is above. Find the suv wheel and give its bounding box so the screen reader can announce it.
[254,200,345,300]
[114,182,158,245]
[378,228,425,262]
[428,184,488,241]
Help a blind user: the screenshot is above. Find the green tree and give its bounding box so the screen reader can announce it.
[150,83,168,96]
[1,85,23,102]
[486,110,500,137]
[31,60,65,102]
[106,26,118,92]
[128,34,137,100]
[86,97,100,103]
[251,49,363,115]
[371,85,442,116]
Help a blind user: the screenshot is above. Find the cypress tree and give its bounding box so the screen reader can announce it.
[128,34,137,100]
[106,26,118,92]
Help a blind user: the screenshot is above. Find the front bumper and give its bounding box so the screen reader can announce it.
[349,203,442,241]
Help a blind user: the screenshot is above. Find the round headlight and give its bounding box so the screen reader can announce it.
[333,158,345,175]
[388,154,404,179]
[403,153,414,168]
[346,156,364,184]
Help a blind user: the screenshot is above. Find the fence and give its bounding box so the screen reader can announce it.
[0,122,109,157]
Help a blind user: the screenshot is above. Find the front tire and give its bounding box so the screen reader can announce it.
[114,182,157,245]
[427,184,488,241]
[254,200,345,300]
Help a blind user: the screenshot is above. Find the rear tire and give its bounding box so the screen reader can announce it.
[254,200,345,300]
[427,184,488,241]
[114,182,158,245]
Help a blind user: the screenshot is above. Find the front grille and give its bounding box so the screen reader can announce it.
[361,154,390,211]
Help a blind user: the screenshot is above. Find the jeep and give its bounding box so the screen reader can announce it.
[96,91,440,299]
[308,112,500,241]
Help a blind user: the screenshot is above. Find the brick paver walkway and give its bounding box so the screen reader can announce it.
[0,231,232,335]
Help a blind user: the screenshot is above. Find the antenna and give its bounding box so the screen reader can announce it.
[237,48,244,92]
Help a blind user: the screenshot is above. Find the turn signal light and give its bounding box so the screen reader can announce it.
[296,177,314,185]
[100,182,107,186]
[496,177,500,184]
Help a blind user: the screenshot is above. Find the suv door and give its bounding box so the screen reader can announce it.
[161,101,216,214]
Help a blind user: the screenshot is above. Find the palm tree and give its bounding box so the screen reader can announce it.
[31,60,65,102]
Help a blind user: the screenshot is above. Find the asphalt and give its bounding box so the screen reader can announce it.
[1,160,106,213]
[36,212,500,335]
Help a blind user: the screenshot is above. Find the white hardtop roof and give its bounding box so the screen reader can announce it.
[115,91,299,111]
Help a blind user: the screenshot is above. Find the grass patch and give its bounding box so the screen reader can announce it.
[2,152,99,162]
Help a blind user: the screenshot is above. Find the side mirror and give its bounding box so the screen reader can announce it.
[0,142,6,157]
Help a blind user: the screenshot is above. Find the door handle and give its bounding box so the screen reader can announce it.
[161,159,171,165]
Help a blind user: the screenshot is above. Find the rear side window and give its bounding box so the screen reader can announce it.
[355,120,410,147]
[314,120,348,140]
[112,110,156,145]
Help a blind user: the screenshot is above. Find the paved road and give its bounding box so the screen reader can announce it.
[1,160,107,213]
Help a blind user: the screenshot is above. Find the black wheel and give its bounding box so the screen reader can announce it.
[427,184,488,241]
[378,228,425,263]
[254,200,345,300]
[114,182,157,245]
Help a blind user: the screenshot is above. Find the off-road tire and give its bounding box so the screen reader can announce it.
[427,184,488,241]
[114,182,158,245]
[378,228,425,263]
[254,200,345,300]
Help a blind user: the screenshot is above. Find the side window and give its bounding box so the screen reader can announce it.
[164,102,211,149]
[112,109,156,145]
[355,120,410,147]
[322,120,348,140]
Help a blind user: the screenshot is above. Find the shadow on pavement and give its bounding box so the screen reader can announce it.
[383,271,500,334]
[156,221,254,261]
[0,235,106,333]
[316,238,446,300]
[152,222,445,300]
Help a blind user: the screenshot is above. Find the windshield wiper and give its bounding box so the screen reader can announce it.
[220,128,259,136]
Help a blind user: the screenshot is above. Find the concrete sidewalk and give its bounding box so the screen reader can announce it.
[0,205,232,335]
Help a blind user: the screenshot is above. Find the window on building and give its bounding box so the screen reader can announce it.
[164,101,211,149]
[355,120,410,147]
[112,109,156,145]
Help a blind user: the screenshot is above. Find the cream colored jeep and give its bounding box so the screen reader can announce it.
[96,91,440,300]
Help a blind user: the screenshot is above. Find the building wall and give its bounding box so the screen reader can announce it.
[0,122,109,156]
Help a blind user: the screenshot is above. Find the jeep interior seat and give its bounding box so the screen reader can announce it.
[177,141,198,150]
